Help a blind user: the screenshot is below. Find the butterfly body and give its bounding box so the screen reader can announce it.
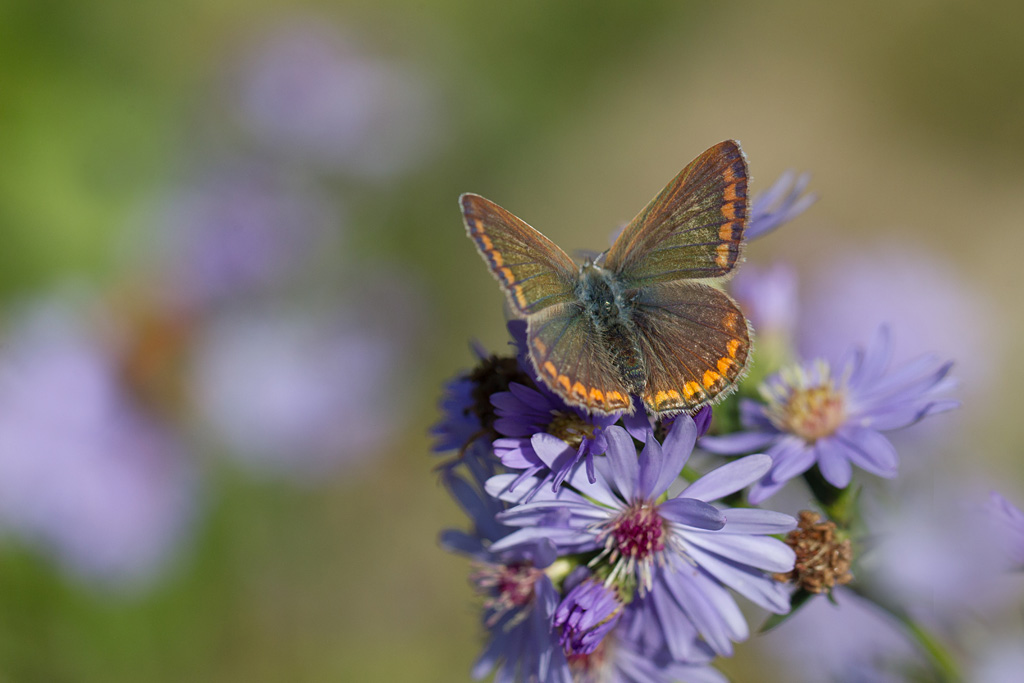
[461,140,752,417]
[576,262,647,394]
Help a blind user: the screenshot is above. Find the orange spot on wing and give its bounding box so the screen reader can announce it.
[499,267,515,283]
[715,243,731,268]
[557,375,571,393]
[717,356,734,375]
[683,382,701,400]
[479,234,493,250]
[724,183,738,202]
[702,370,721,388]
[490,249,504,267]
[589,387,604,403]
[721,204,736,222]
[727,339,741,358]
[532,337,547,355]
[514,288,528,309]
[571,381,587,400]
[544,361,557,378]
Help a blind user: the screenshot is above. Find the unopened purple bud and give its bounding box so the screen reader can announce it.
[553,579,623,656]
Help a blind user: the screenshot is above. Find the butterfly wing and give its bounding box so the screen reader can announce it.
[604,140,749,288]
[461,193,578,316]
[629,281,751,414]
[527,303,634,415]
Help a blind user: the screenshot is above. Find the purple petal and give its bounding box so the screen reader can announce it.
[683,533,796,573]
[747,474,788,505]
[770,437,817,481]
[621,410,655,442]
[815,440,852,488]
[718,507,797,535]
[836,428,899,478]
[659,498,725,530]
[699,430,777,455]
[531,432,576,468]
[686,544,793,613]
[603,426,639,502]
[651,416,694,495]
[662,568,746,655]
[682,454,773,502]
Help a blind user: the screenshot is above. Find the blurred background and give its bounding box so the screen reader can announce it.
[1,1,1023,681]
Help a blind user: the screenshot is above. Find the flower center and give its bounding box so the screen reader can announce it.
[763,363,847,443]
[470,562,541,626]
[611,504,666,561]
[773,510,853,593]
[547,410,597,448]
[467,354,533,437]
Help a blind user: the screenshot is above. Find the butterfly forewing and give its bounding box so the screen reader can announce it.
[629,281,751,414]
[604,140,749,288]
[526,303,633,415]
[461,193,578,316]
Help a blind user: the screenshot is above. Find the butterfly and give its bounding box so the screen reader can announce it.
[460,140,752,416]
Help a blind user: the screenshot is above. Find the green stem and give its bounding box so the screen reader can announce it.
[848,584,962,683]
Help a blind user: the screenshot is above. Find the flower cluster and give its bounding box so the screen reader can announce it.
[432,167,1024,680]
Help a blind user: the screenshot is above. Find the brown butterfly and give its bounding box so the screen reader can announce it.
[461,140,752,416]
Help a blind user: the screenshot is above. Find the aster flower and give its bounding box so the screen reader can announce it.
[149,161,338,309]
[439,462,564,682]
[232,20,439,178]
[701,326,958,503]
[986,491,1024,567]
[747,170,816,240]
[191,302,411,479]
[492,380,620,492]
[0,298,196,586]
[488,417,796,656]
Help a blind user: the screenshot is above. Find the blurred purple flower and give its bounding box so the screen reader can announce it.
[191,302,410,479]
[702,326,958,503]
[799,244,999,398]
[863,482,1020,625]
[986,491,1024,567]
[149,161,338,309]
[758,586,918,683]
[747,170,815,240]
[0,299,196,587]
[970,638,1024,683]
[233,20,439,178]
[730,262,798,345]
[488,417,795,656]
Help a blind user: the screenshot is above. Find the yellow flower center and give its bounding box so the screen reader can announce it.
[763,362,847,443]
[547,411,596,448]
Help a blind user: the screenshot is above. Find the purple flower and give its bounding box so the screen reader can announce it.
[747,170,816,240]
[758,586,919,683]
[798,244,1000,405]
[554,571,624,656]
[701,326,958,503]
[232,20,439,178]
[565,606,727,683]
[492,380,620,492]
[191,303,410,479]
[986,491,1024,567]
[0,299,196,587]
[150,161,338,308]
[488,417,796,655]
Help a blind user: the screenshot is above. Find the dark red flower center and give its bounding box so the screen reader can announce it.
[611,503,665,561]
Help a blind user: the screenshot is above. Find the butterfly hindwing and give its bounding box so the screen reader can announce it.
[526,303,633,415]
[629,281,751,414]
[604,140,749,288]
[461,193,579,316]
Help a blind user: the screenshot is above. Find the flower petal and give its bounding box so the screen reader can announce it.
[682,454,773,502]
[699,430,777,455]
[603,425,639,502]
[816,440,853,488]
[686,544,793,613]
[682,531,796,573]
[836,428,899,478]
[717,507,797,535]
[660,498,726,530]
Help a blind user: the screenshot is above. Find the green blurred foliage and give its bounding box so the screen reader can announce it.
[0,0,1022,681]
